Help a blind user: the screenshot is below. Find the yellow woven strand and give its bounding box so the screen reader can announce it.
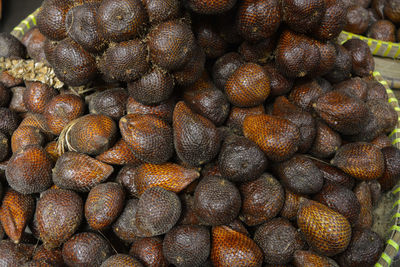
[384,43,393,57]
[392,213,400,219]
[381,252,392,265]
[393,199,400,208]
[393,186,400,194]
[21,20,30,29]
[391,225,400,232]
[387,239,400,252]
[374,263,384,267]
[389,98,398,103]
[392,138,400,145]
[394,47,400,59]
[373,41,382,54]
[13,26,24,35]
[389,129,400,138]
[28,14,37,25]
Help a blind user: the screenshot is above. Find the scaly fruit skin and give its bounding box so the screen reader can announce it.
[378,146,400,191]
[100,254,144,267]
[297,200,351,256]
[243,114,300,162]
[187,0,237,14]
[293,250,338,267]
[332,142,385,181]
[211,226,263,267]
[130,237,167,267]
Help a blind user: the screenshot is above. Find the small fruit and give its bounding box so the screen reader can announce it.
[130,237,167,267]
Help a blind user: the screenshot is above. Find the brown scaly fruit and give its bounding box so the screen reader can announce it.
[112,199,140,242]
[324,43,352,83]
[280,190,306,221]
[297,200,351,256]
[293,250,339,267]
[354,181,373,229]
[226,105,265,135]
[100,254,144,267]
[32,245,64,266]
[129,237,167,267]
[263,63,293,97]
[211,226,263,267]
[282,0,325,33]
[344,5,369,34]
[96,138,143,166]
[0,84,10,108]
[88,88,128,120]
[243,114,301,162]
[0,240,32,266]
[194,19,227,59]
[331,142,385,180]
[0,108,20,136]
[368,20,396,42]
[0,33,26,58]
[334,77,368,101]
[115,165,140,197]
[0,132,8,162]
[384,0,400,23]
[11,126,45,153]
[23,82,57,114]
[342,39,375,77]
[212,52,245,90]
[141,0,180,25]
[312,159,355,189]
[309,120,341,159]
[9,86,27,113]
[126,97,175,123]
[187,0,237,14]
[288,79,324,112]
[312,0,346,41]
[378,146,400,191]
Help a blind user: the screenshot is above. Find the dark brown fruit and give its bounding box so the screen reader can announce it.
[334,77,368,101]
[378,146,400,191]
[173,101,221,166]
[332,142,385,180]
[19,114,52,139]
[324,43,352,83]
[44,93,85,135]
[135,187,181,237]
[254,218,305,264]
[187,0,236,14]
[9,86,27,113]
[282,0,325,33]
[22,260,53,267]
[367,180,381,206]
[97,139,142,166]
[36,188,83,249]
[23,82,57,114]
[367,99,398,136]
[226,105,265,134]
[183,82,230,126]
[173,45,206,86]
[52,38,97,86]
[53,151,113,192]
[238,37,275,66]
[313,183,360,225]
[354,181,373,229]
[211,226,263,267]
[6,146,52,194]
[312,160,355,189]
[120,114,173,164]
[212,52,244,90]
[288,79,323,112]
[43,38,58,66]
[101,254,143,267]
[0,72,23,89]
[313,0,346,41]
[227,219,250,236]
[96,0,147,42]
[128,68,174,105]
[368,20,396,42]
[312,40,336,76]
[100,39,150,82]
[195,20,227,58]
[243,114,300,161]
[0,84,10,108]
[163,225,210,267]
[280,190,306,220]
[142,0,180,24]
[62,232,112,267]
[371,134,392,149]
[115,164,139,197]
[337,229,384,267]
[384,0,400,23]
[316,76,333,92]
[0,33,26,58]
[0,132,8,161]
[85,182,125,230]
[112,199,140,242]
[127,97,175,123]
[11,126,44,153]
[225,63,270,107]
[263,64,293,97]
[272,96,316,153]
[37,0,73,40]
[309,120,341,158]
[134,162,199,196]
[237,0,281,42]
[274,154,324,195]
[344,5,369,34]
[32,245,64,266]
[0,240,32,266]
[148,20,196,72]
[0,188,35,243]
[0,108,20,136]
[342,39,375,77]
[193,176,241,225]
[297,200,351,256]
[293,250,338,267]
[365,79,388,101]
[130,237,167,267]
[240,174,284,226]
[88,88,128,120]
[65,114,117,155]
[313,90,369,135]
[276,30,320,78]
[218,134,268,183]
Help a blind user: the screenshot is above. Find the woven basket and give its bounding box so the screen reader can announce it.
[11,9,400,267]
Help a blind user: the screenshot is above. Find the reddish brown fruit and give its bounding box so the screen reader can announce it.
[344,5,369,34]
[44,141,59,163]
[254,218,305,264]
[293,250,338,267]
[173,46,206,87]
[53,152,113,192]
[297,200,351,256]
[239,174,284,226]
[324,43,352,83]
[384,0,400,23]
[237,0,281,42]
[288,79,323,112]
[135,187,181,237]
[280,190,306,221]
[142,0,180,24]
[342,39,375,77]
[332,142,385,180]
[365,79,388,101]
[126,97,175,123]
[112,199,140,242]
[0,188,35,243]
[19,114,51,138]
[147,20,196,72]
[368,20,396,42]
[313,40,336,76]
[88,88,128,120]
[22,260,53,267]
[313,0,346,41]
[310,121,341,159]
[134,163,200,196]
[120,114,173,164]
[32,245,64,266]
[37,0,73,40]
[243,114,301,162]
[85,182,125,230]
[354,182,373,229]
[96,139,143,166]
[194,176,241,226]
[130,237,167,267]
[334,77,368,101]
[0,72,23,89]
[173,101,221,166]
[6,146,52,194]
[0,108,20,136]
[194,20,227,58]
[225,63,270,107]
[312,160,355,189]
[163,225,210,267]
[282,0,325,33]
[116,165,140,197]
[226,105,265,134]
[36,188,83,249]
[211,226,263,267]
[378,146,400,191]
[101,254,143,267]
[212,52,245,90]
[62,232,112,266]
[263,64,293,97]
[96,0,147,42]
[0,240,32,266]
[187,0,236,14]
[11,126,45,153]
[371,134,392,149]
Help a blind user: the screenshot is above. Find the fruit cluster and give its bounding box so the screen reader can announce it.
[0,0,398,266]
